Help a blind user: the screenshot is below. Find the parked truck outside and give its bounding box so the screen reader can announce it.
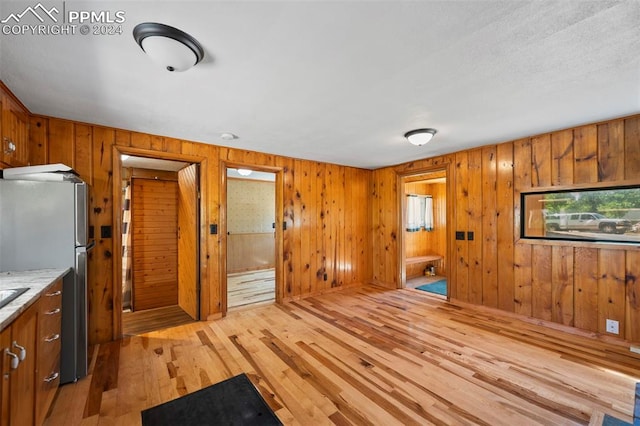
[544,212,632,234]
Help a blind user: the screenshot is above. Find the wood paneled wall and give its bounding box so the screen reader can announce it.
[5,77,637,345]
[371,115,640,343]
[131,178,178,311]
[227,233,275,273]
[280,159,370,298]
[371,156,452,288]
[24,111,370,343]
[226,178,276,272]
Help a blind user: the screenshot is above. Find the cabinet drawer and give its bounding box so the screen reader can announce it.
[40,279,62,313]
[39,308,61,339]
[39,279,62,338]
[35,278,63,425]
[37,353,60,391]
[39,330,61,363]
[35,351,60,426]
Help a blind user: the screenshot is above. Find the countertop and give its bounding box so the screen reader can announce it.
[0,268,71,331]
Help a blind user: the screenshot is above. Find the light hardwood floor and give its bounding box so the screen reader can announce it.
[121,268,276,337]
[228,268,276,309]
[46,285,639,425]
[122,305,195,336]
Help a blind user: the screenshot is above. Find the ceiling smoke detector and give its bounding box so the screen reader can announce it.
[220,133,238,141]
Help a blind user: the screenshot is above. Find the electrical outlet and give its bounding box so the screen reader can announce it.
[606,319,619,334]
[630,346,640,355]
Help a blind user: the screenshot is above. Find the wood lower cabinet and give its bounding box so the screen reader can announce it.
[0,278,62,426]
[2,301,38,426]
[0,326,11,426]
[35,280,62,426]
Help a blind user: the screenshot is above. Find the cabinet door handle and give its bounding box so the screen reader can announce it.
[4,349,19,370]
[45,290,62,297]
[43,372,59,383]
[44,334,60,343]
[12,341,26,361]
[45,308,61,315]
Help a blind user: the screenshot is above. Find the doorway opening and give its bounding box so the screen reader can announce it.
[118,155,201,336]
[225,167,277,310]
[399,168,449,297]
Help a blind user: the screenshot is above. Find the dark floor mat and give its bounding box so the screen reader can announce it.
[141,373,282,426]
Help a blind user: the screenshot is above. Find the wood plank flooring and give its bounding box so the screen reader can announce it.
[122,305,195,336]
[46,285,640,425]
[228,268,275,309]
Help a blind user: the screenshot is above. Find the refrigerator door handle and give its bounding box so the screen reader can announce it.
[75,182,89,247]
[74,248,88,380]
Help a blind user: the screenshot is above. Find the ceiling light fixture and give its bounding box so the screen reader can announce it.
[133,22,204,72]
[237,169,252,176]
[404,128,438,146]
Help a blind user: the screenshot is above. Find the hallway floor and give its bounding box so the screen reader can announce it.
[122,305,195,336]
[228,268,276,309]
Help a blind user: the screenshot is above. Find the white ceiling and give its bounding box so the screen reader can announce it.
[227,168,276,182]
[1,1,638,169]
[121,154,188,171]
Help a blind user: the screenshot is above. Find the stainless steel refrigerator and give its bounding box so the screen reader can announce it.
[0,176,94,384]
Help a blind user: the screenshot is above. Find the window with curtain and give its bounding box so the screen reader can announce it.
[406,194,434,232]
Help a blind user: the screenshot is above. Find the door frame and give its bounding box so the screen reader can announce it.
[112,146,206,340]
[220,161,284,316]
[396,163,454,295]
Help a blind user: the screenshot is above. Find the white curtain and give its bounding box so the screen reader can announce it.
[424,196,434,231]
[406,194,434,232]
[406,195,422,231]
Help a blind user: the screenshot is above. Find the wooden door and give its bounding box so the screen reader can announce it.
[177,164,199,320]
[131,178,178,311]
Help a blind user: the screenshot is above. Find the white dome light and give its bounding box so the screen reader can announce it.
[404,128,438,146]
[133,22,204,72]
